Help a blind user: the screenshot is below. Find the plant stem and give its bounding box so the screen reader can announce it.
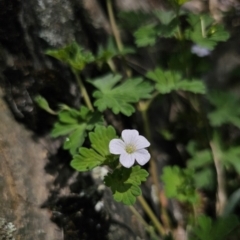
[210,134,227,216]
[137,195,165,236]
[107,59,117,72]
[128,205,159,239]
[138,100,170,230]
[106,0,123,52]
[73,69,94,111]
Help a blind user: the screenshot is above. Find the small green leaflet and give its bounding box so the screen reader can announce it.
[222,147,240,174]
[105,166,149,205]
[161,166,199,204]
[34,95,57,115]
[46,42,94,71]
[134,24,158,47]
[190,215,239,240]
[154,10,178,38]
[96,38,135,66]
[146,68,206,94]
[207,91,240,128]
[186,141,214,189]
[185,14,229,50]
[51,106,103,155]
[89,74,153,116]
[71,126,117,171]
[118,11,151,30]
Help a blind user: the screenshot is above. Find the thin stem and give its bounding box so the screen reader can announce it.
[106,0,123,52]
[107,59,117,72]
[210,136,227,216]
[200,16,206,38]
[128,205,158,238]
[73,69,94,111]
[138,100,170,230]
[137,195,165,236]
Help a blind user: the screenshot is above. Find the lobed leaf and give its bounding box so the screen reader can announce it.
[105,166,148,205]
[146,68,206,94]
[89,74,153,116]
[51,106,103,155]
[70,126,117,172]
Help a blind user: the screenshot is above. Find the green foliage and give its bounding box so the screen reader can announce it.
[51,106,103,155]
[154,10,178,38]
[208,91,240,128]
[186,141,214,190]
[118,11,151,30]
[185,14,229,50]
[96,38,135,66]
[161,166,199,204]
[134,10,178,47]
[134,24,158,47]
[34,95,56,115]
[105,166,149,205]
[222,146,240,174]
[71,126,117,171]
[89,74,153,116]
[146,68,206,94]
[46,42,94,71]
[190,215,239,240]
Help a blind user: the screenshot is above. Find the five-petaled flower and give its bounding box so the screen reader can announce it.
[109,129,151,168]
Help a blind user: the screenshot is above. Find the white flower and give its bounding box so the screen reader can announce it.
[109,129,151,168]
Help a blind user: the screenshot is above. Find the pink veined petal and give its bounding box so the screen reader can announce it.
[109,139,126,154]
[134,149,151,166]
[121,129,139,144]
[120,152,135,168]
[135,135,150,150]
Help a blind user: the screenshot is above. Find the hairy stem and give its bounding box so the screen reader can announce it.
[106,0,123,52]
[128,205,158,238]
[137,195,165,236]
[73,69,94,111]
[138,100,170,230]
[210,135,227,216]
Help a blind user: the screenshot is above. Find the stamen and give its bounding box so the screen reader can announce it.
[125,144,136,154]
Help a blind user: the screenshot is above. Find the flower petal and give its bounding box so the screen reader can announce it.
[109,139,126,154]
[120,152,135,168]
[135,136,150,149]
[134,149,151,166]
[121,129,139,145]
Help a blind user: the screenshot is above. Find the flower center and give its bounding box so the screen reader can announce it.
[125,144,136,154]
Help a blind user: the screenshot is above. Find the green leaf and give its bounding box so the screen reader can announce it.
[34,95,57,115]
[187,149,212,169]
[161,166,199,204]
[118,11,151,30]
[191,215,212,240]
[185,14,229,50]
[46,42,94,71]
[212,215,239,239]
[97,38,135,66]
[89,74,154,116]
[105,166,149,205]
[70,126,117,171]
[154,10,176,25]
[89,125,117,156]
[51,106,103,155]
[208,91,240,128]
[134,24,158,47]
[154,10,178,38]
[190,215,239,240]
[193,168,215,190]
[223,188,240,216]
[71,147,106,171]
[96,38,118,65]
[222,146,240,174]
[146,68,206,94]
